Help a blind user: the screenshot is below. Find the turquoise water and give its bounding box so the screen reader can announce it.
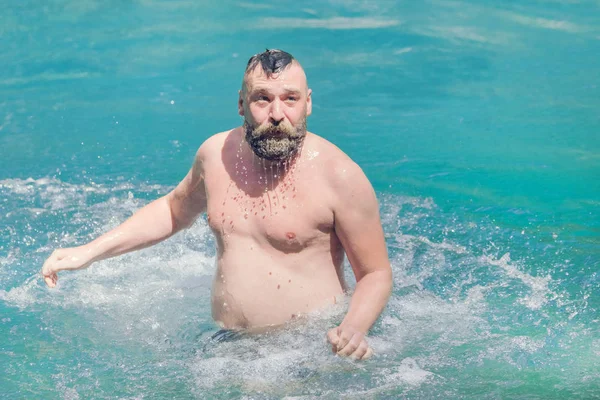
[1,0,599,398]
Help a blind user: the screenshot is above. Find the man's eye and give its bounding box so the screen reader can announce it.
[286,97,298,102]
[258,96,269,101]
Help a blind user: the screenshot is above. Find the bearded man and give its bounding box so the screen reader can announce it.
[41,49,392,360]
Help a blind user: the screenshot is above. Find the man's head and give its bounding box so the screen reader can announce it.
[238,49,312,162]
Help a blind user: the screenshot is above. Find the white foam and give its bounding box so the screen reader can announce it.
[336,358,435,398]
[1,177,217,354]
[385,357,435,386]
[0,177,579,396]
[482,253,553,310]
[401,234,468,255]
[190,326,340,395]
[0,177,168,196]
[55,377,81,400]
[511,336,545,353]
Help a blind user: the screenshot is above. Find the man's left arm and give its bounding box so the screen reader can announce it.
[327,160,393,360]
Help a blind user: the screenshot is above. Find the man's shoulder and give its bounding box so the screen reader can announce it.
[307,134,376,212]
[196,128,240,161]
[307,133,365,186]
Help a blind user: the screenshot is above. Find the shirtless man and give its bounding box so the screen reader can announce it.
[41,49,392,360]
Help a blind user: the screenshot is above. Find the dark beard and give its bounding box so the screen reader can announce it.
[244,119,307,161]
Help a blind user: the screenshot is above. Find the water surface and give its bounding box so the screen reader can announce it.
[1,1,599,398]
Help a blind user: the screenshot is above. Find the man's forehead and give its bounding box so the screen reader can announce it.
[245,62,308,92]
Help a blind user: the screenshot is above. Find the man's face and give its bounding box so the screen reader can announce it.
[239,63,312,161]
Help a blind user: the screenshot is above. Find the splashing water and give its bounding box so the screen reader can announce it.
[1,178,597,398]
[1,0,599,397]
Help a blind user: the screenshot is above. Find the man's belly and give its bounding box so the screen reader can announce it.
[210,246,345,330]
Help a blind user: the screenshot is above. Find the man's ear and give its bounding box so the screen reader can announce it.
[238,90,245,116]
[306,88,313,117]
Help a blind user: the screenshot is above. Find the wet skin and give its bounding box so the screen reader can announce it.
[42,62,392,360]
[204,128,347,329]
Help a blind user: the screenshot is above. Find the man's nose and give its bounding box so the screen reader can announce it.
[269,98,285,124]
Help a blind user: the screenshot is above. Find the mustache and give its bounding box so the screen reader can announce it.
[243,118,307,161]
[247,122,303,139]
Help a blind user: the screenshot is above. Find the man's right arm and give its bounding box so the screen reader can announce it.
[41,147,207,288]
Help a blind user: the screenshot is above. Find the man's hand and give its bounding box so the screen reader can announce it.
[41,247,95,288]
[327,325,374,360]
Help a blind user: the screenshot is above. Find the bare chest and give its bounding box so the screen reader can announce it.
[204,168,333,252]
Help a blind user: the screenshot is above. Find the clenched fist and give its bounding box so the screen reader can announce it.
[327,325,373,360]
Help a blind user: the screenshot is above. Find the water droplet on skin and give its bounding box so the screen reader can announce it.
[263,161,268,191]
[244,214,248,219]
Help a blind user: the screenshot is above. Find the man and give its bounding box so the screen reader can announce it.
[41,49,392,360]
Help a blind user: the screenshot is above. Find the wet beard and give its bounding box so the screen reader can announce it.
[244,119,307,161]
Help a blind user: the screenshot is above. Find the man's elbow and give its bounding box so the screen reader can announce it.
[361,266,393,297]
[378,266,393,298]
[164,193,192,233]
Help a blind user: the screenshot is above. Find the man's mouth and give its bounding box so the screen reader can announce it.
[243,118,307,161]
